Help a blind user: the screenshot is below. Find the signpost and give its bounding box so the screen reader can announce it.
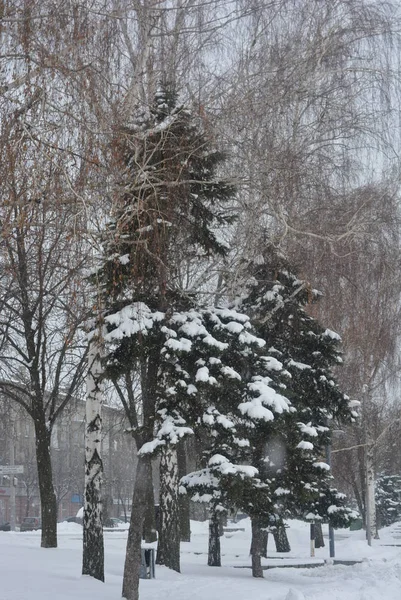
[0,466,24,475]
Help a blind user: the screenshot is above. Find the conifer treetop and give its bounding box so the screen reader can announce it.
[100,84,236,309]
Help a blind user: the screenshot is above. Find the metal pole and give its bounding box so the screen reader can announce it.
[310,522,315,557]
[328,524,335,558]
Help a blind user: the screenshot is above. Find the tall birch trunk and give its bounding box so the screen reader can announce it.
[82,337,104,582]
[122,454,152,600]
[156,444,180,572]
[366,439,378,543]
[208,508,221,566]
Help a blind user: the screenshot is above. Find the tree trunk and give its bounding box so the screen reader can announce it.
[177,440,191,542]
[34,417,57,548]
[261,530,268,558]
[315,523,325,548]
[156,444,180,572]
[250,518,264,578]
[82,338,104,582]
[143,461,157,543]
[208,509,221,566]
[122,454,152,600]
[273,524,291,553]
[218,512,226,537]
[352,478,365,528]
[366,440,378,542]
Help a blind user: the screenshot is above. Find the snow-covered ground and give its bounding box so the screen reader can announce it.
[0,518,399,600]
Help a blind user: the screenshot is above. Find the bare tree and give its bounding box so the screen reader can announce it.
[0,146,88,546]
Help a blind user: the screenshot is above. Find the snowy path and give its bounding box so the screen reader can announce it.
[0,519,399,600]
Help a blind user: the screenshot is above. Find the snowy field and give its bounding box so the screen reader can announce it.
[0,518,400,600]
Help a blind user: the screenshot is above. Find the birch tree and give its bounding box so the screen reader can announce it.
[82,332,105,581]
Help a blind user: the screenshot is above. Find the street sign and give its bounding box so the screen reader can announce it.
[0,465,24,475]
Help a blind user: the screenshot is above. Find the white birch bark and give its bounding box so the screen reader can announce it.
[156,444,180,572]
[82,334,105,581]
[366,438,378,544]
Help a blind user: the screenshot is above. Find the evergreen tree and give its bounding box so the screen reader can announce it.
[178,307,294,570]
[376,474,401,527]
[102,83,235,311]
[95,85,236,599]
[234,245,358,567]
[179,246,357,576]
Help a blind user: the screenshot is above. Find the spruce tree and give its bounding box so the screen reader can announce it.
[96,84,236,599]
[235,245,358,564]
[178,307,293,570]
[179,246,357,576]
[376,474,401,527]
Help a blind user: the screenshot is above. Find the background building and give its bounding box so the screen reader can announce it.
[0,394,137,525]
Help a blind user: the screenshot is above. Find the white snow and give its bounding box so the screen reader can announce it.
[222,321,244,334]
[215,308,249,323]
[203,413,215,425]
[248,377,291,413]
[233,437,250,447]
[275,487,291,496]
[138,438,166,455]
[1,519,400,600]
[104,303,165,341]
[221,366,242,380]
[288,359,312,371]
[312,461,331,471]
[118,253,130,264]
[208,455,258,478]
[179,319,208,338]
[202,334,229,350]
[323,328,342,341]
[298,423,318,437]
[195,366,211,382]
[261,356,283,371]
[239,330,266,347]
[238,398,275,421]
[165,337,192,352]
[181,469,219,488]
[194,367,217,385]
[296,441,314,451]
[216,415,235,429]
[161,325,177,338]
